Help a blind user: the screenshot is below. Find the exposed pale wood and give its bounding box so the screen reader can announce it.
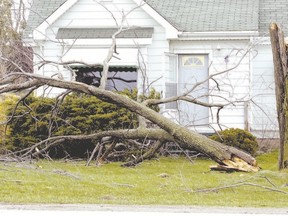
[210,156,259,172]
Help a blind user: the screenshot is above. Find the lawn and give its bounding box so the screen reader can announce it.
[0,151,287,207]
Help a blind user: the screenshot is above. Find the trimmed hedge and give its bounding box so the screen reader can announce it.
[210,128,258,156]
[2,89,160,158]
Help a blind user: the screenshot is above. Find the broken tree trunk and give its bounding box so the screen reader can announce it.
[0,74,259,171]
[269,23,288,170]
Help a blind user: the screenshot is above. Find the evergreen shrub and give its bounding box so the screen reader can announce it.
[209,128,258,156]
[2,89,160,158]
[0,94,19,153]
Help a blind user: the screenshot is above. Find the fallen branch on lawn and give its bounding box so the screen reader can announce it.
[112,182,136,188]
[194,182,288,194]
[0,126,259,171]
[52,169,81,180]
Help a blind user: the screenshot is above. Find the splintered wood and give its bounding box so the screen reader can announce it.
[210,156,260,172]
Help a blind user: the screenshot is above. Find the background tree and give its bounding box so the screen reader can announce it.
[0,0,13,77]
[269,23,288,170]
[0,0,32,78]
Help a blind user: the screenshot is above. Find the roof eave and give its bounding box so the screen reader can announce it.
[178,31,259,40]
[34,0,78,40]
[132,0,179,39]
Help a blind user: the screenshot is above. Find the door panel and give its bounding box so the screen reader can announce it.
[178,54,209,126]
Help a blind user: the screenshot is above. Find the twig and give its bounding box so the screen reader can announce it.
[0,179,22,183]
[263,176,277,188]
[95,144,104,166]
[86,142,100,166]
[194,182,288,194]
[52,169,81,180]
[112,182,135,188]
[100,139,117,162]
[0,167,14,172]
[122,140,164,167]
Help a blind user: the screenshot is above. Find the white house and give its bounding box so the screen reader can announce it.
[24,0,286,138]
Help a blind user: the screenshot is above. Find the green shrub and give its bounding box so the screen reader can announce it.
[5,96,57,152]
[0,94,20,153]
[2,89,160,158]
[210,128,258,156]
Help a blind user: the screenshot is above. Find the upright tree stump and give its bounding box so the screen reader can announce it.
[269,23,288,169]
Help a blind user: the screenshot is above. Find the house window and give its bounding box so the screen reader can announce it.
[73,66,137,91]
[165,55,178,109]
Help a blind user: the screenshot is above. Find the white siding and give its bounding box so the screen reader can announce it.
[251,44,278,138]
[36,0,169,97]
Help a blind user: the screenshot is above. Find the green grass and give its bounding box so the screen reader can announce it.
[0,151,287,207]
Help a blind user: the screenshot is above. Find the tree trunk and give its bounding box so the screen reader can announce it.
[269,23,288,170]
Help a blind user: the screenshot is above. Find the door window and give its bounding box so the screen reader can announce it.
[182,56,205,67]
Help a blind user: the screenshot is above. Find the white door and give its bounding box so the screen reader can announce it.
[178,54,209,127]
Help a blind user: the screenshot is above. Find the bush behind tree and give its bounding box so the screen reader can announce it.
[1,89,160,158]
[0,94,20,153]
[210,128,258,156]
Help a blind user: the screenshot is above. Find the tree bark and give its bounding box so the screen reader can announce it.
[269,23,288,170]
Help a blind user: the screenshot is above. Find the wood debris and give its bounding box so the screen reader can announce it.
[210,156,260,172]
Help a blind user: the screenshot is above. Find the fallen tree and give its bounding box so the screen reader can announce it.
[0,72,259,172]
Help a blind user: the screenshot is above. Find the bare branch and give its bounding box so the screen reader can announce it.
[194,182,288,194]
[36,60,103,70]
[122,139,165,166]
[98,2,145,89]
